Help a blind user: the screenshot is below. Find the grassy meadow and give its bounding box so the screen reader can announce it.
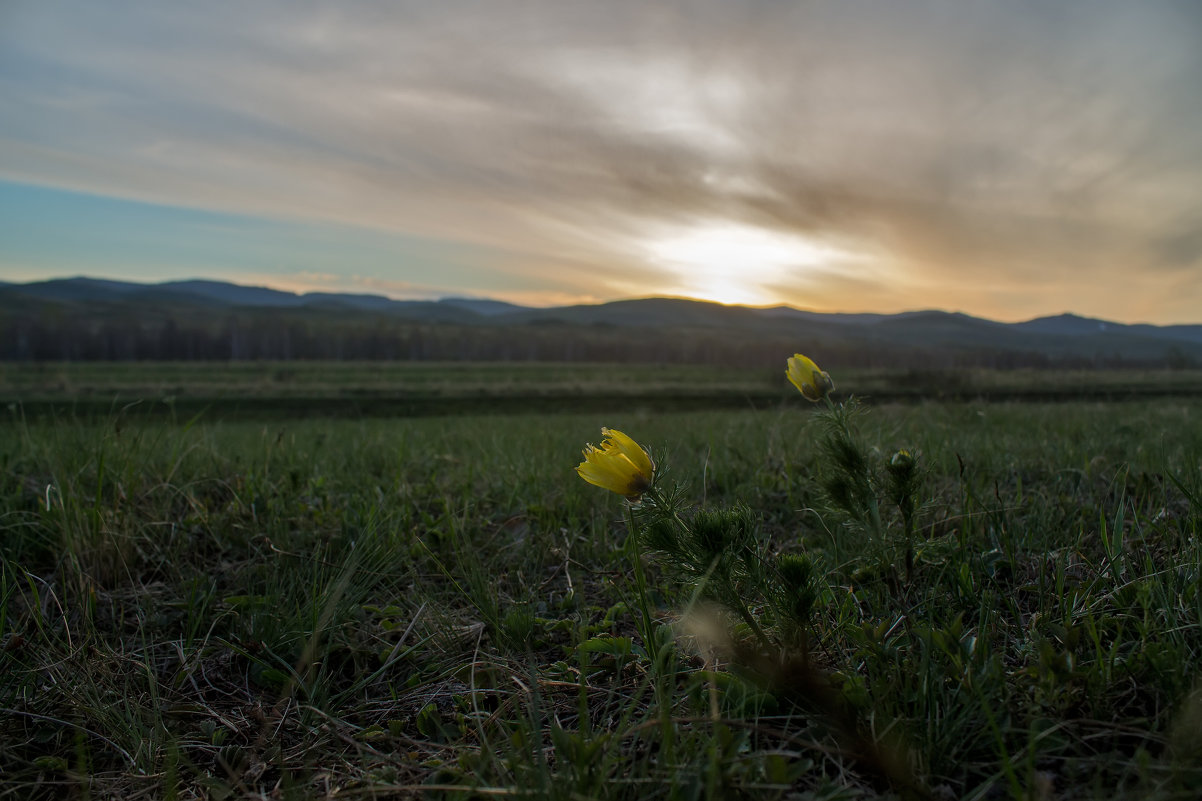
[5,362,1202,419]
[3,362,1202,799]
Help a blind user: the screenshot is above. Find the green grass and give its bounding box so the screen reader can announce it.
[2,392,1202,799]
[5,362,1202,420]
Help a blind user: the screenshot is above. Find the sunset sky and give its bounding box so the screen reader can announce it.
[2,1,1201,323]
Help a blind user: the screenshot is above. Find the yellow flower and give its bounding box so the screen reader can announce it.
[786,353,835,402]
[576,427,654,500]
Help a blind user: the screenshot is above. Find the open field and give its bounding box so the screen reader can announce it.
[3,365,1202,799]
[5,362,1202,419]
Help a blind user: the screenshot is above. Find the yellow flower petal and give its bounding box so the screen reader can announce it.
[575,428,655,499]
[786,353,834,402]
[601,427,654,478]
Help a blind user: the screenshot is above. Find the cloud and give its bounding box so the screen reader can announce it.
[2,0,1201,321]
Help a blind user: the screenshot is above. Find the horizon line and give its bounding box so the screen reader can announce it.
[5,273,1196,329]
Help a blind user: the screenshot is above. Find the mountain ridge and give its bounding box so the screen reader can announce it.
[3,276,1201,365]
[6,275,1196,330]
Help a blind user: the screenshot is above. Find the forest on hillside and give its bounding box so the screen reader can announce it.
[4,305,1190,369]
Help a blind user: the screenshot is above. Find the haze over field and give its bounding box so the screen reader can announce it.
[2,1,1201,323]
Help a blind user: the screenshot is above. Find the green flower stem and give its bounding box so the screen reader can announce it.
[644,485,686,531]
[823,396,883,543]
[644,485,773,654]
[866,491,883,543]
[623,504,659,666]
[623,500,677,775]
[730,590,772,652]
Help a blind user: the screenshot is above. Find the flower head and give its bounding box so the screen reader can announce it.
[786,353,835,402]
[576,427,655,500]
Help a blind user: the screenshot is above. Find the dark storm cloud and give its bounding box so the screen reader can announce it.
[2,0,1200,318]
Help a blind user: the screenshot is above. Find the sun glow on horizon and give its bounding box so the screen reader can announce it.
[644,222,843,306]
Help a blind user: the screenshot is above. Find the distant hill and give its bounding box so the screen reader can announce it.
[157,279,308,307]
[438,297,528,316]
[755,306,893,326]
[1012,313,1117,336]
[1130,323,1202,346]
[9,276,150,302]
[2,276,1200,367]
[301,292,403,311]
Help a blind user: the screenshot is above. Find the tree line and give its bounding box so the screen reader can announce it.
[0,308,1183,370]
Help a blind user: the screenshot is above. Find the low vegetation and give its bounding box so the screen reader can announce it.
[5,361,1202,420]
[2,363,1202,799]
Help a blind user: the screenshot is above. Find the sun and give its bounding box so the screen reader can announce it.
[644,222,836,306]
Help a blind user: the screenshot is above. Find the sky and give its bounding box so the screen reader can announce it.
[2,1,1201,323]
